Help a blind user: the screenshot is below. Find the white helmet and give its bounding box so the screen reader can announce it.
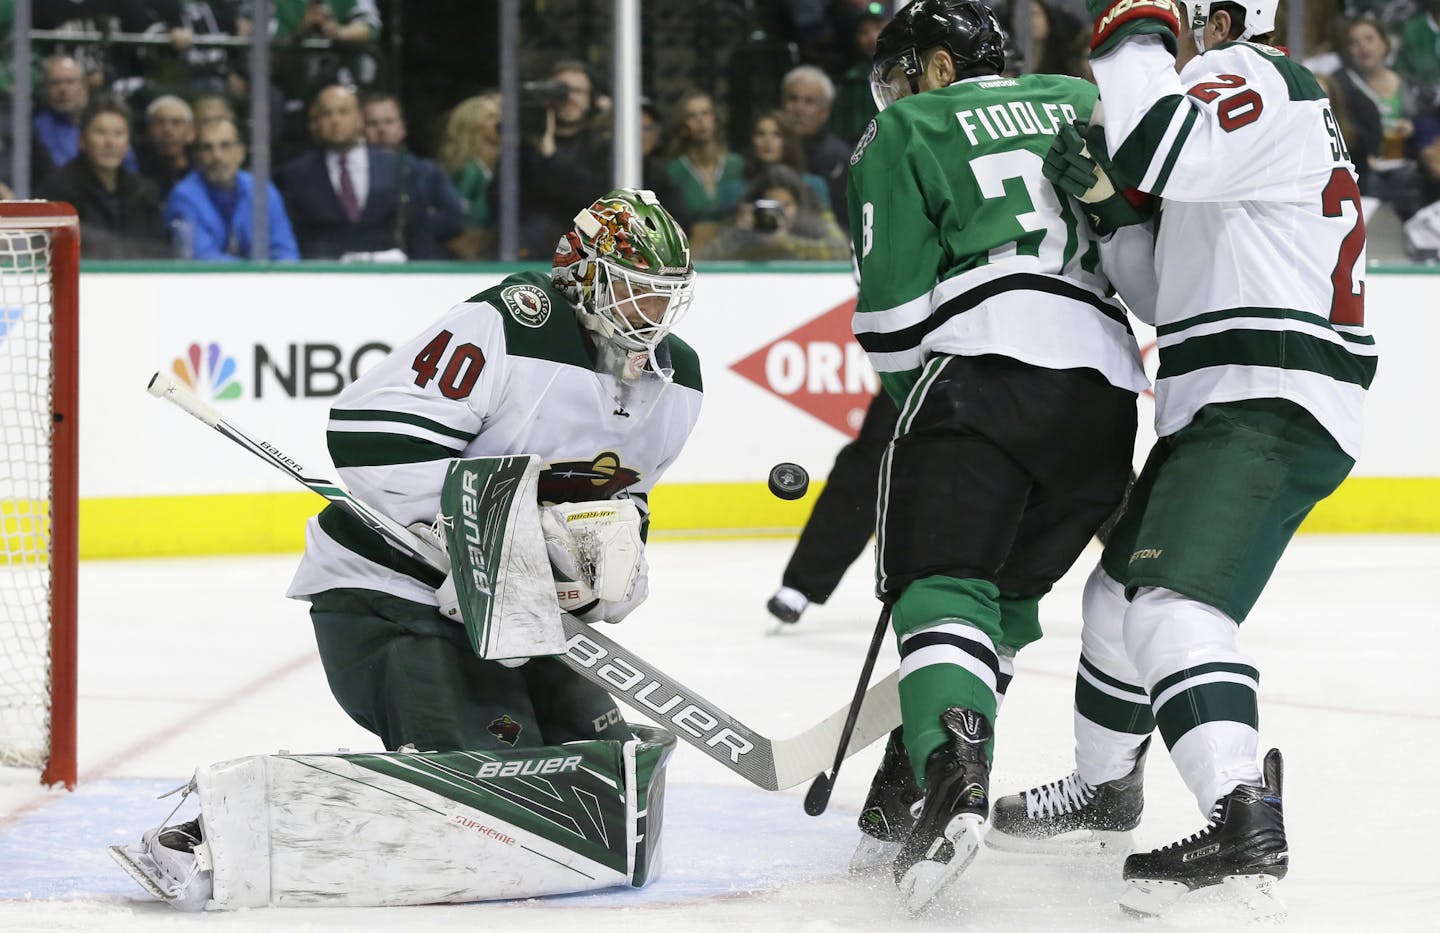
[1186,0,1278,50]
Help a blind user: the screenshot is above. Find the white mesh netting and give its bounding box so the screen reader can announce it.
[0,228,55,769]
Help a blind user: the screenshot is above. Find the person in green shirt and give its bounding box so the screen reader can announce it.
[438,92,502,259]
[663,89,745,233]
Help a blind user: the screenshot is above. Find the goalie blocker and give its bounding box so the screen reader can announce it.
[110,726,676,910]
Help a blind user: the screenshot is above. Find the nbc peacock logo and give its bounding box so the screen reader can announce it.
[172,342,242,400]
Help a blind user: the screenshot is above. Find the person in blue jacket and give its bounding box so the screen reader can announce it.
[165,116,300,261]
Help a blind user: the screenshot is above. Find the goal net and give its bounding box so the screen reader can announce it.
[0,202,78,788]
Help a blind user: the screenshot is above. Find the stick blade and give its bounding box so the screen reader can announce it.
[803,772,833,816]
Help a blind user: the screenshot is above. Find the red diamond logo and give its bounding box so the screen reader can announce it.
[729,297,878,438]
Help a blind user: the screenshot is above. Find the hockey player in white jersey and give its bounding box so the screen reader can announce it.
[987,0,1378,919]
[110,188,702,910]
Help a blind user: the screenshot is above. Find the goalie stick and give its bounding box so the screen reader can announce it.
[146,372,900,791]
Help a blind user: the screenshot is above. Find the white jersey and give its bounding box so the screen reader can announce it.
[1093,37,1377,457]
[287,271,703,607]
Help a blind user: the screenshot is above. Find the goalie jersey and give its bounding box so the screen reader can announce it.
[1094,37,1378,457]
[287,271,703,607]
[847,73,1149,405]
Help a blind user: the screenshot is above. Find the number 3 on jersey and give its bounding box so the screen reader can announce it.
[412,329,485,399]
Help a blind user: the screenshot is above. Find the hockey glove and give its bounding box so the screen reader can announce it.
[1043,121,1154,238]
[541,500,647,624]
[1088,0,1180,58]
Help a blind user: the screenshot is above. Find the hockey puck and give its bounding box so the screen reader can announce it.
[768,462,810,500]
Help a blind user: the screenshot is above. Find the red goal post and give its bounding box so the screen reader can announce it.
[0,201,79,788]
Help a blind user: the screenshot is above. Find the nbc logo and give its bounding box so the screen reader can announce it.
[172,342,242,400]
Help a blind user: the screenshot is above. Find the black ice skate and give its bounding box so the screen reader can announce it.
[1119,749,1288,920]
[851,727,923,874]
[986,738,1149,853]
[892,707,991,913]
[765,586,808,628]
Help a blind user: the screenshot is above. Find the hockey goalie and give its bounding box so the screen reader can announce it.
[112,189,703,908]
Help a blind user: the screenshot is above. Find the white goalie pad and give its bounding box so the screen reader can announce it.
[111,727,676,910]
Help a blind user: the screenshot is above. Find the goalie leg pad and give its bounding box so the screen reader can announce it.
[111,727,677,910]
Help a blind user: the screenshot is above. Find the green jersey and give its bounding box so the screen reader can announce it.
[847,74,1148,403]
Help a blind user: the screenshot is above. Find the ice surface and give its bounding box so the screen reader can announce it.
[2,536,1437,931]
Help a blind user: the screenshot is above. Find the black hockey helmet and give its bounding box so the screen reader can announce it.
[870,0,1006,110]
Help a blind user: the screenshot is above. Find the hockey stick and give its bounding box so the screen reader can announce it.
[803,601,892,815]
[146,372,900,791]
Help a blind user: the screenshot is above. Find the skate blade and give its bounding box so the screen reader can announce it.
[1223,874,1287,921]
[1118,875,1286,921]
[108,844,172,901]
[1118,878,1187,917]
[985,827,1133,855]
[850,834,901,875]
[897,813,983,914]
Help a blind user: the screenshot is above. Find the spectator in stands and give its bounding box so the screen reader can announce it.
[272,0,383,152]
[149,0,249,97]
[518,60,611,258]
[638,96,685,217]
[699,164,849,261]
[32,55,137,185]
[731,110,833,213]
[165,115,299,262]
[360,91,467,259]
[279,84,457,261]
[1396,0,1440,102]
[438,92,502,259]
[136,95,195,199]
[192,92,238,127]
[830,9,888,145]
[1335,16,1428,215]
[663,90,745,231]
[37,94,168,259]
[782,65,852,234]
[1023,0,1087,77]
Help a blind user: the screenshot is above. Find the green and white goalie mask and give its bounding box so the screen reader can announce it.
[552,188,695,382]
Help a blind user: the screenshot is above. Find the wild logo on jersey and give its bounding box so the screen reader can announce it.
[539,452,642,504]
[500,283,552,328]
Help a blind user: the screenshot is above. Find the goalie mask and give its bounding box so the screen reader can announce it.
[870,0,1005,111]
[552,189,695,378]
[1186,0,1278,52]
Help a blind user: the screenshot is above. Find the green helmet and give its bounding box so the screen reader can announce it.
[551,188,695,353]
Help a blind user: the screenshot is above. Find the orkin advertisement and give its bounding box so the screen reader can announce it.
[75,268,1437,535]
[729,296,878,438]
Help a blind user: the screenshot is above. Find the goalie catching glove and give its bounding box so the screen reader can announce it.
[1043,120,1154,237]
[542,500,648,624]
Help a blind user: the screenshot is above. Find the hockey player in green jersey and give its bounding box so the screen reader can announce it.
[284,187,703,756]
[988,0,1377,919]
[844,0,1148,911]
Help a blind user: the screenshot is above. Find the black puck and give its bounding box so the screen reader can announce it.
[768,462,810,500]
